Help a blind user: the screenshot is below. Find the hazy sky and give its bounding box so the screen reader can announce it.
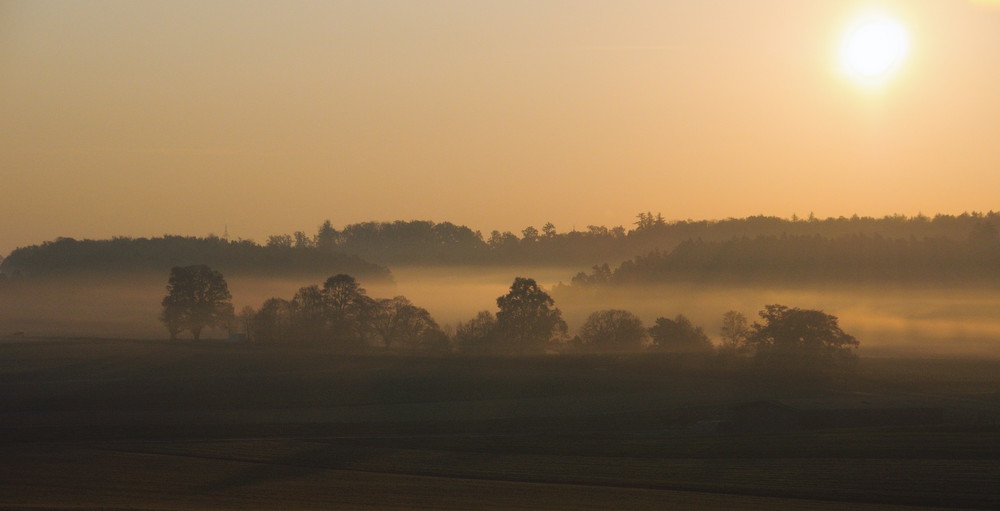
[2,0,999,255]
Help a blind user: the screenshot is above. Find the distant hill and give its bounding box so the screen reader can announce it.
[562,229,1000,288]
[3,212,998,279]
[0,236,392,282]
[268,212,1000,267]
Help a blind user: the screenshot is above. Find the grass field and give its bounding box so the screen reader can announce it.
[1,338,998,510]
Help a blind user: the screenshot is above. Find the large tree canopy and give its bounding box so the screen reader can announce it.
[647,314,713,354]
[454,311,499,355]
[246,274,446,353]
[161,265,234,341]
[575,309,647,353]
[321,274,376,348]
[373,296,447,352]
[748,304,859,373]
[495,277,567,354]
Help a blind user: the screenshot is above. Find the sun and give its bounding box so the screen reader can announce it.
[840,16,909,85]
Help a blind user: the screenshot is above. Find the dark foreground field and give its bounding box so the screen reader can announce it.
[1,339,999,510]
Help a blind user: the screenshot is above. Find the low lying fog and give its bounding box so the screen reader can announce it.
[2,266,998,357]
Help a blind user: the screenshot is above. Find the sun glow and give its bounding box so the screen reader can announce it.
[840,16,909,86]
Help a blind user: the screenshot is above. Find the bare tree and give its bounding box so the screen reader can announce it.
[719,310,750,356]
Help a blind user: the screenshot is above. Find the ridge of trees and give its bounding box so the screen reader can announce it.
[3,212,997,279]
[565,225,1000,288]
[268,211,999,266]
[0,235,391,282]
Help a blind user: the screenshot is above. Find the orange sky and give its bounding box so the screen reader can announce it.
[2,0,999,256]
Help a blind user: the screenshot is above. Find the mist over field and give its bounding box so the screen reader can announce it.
[553,282,1000,358]
[3,264,998,358]
[4,1,1000,508]
[395,268,1000,357]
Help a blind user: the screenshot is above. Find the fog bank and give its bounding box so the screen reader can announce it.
[2,266,998,357]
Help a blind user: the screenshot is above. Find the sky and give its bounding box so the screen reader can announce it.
[2,0,999,256]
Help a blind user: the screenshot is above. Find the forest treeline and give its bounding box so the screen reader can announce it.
[275,211,1000,266]
[564,223,1000,288]
[1,211,998,279]
[0,236,391,282]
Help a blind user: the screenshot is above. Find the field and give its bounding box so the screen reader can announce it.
[1,338,999,510]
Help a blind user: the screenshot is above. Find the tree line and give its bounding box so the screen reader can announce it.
[0,235,391,282]
[263,212,1000,266]
[162,266,859,376]
[245,274,449,353]
[4,212,997,279]
[565,225,1000,288]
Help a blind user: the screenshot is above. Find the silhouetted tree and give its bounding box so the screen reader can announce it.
[747,304,859,374]
[322,274,375,350]
[266,234,292,248]
[160,265,234,340]
[455,311,500,355]
[575,309,647,352]
[160,299,184,341]
[316,220,339,250]
[293,231,312,248]
[648,314,712,354]
[373,296,448,352]
[542,222,557,238]
[634,211,666,231]
[570,263,612,287]
[488,230,520,251]
[253,298,294,343]
[247,274,443,351]
[521,226,539,243]
[495,277,567,354]
[291,285,326,342]
[719,310,750,356]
